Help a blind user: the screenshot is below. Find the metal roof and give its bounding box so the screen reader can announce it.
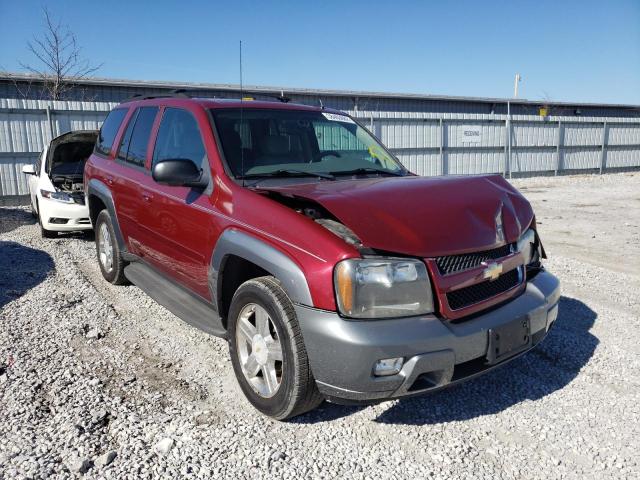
[2,71,639,110]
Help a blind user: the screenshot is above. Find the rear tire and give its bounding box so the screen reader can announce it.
[36,200,57,239]
[228,276,323,420]
[95,210,128,285]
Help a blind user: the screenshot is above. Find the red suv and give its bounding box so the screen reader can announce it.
[85,94,560,420]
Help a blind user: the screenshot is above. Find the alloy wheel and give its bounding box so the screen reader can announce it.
[98,223,114,273]
[235,303,284,398]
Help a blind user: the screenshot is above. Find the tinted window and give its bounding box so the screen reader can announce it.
[96,108,127,156]
[210,109,403,177]
[124,107,158,166]
[117,111,137,162]
[153,108,206,168]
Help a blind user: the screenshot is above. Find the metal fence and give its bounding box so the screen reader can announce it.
[1,97,639,197]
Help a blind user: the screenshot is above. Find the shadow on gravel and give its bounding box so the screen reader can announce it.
[0,241,55,308]
[293,403,366,423]
[0,207,36,235]
[56,230,95,242]
[372,296,597,426]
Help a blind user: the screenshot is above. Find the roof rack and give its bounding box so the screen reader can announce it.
[237,89,291,103]
[264,90,291,103]
[120,89,192,103]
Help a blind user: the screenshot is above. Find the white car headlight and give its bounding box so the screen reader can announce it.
[517,228,541,265]
[40,189,74,204]
[334,258,434,319]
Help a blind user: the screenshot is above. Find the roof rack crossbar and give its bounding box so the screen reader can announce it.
[120,89,192,104]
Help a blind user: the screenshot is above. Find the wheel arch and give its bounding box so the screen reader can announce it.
[210,229,313,327]
[86,179,126,251]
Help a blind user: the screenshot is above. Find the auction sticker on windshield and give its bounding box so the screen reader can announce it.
[322,112,355,124]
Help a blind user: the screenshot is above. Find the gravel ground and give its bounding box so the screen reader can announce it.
[1,172,639,479]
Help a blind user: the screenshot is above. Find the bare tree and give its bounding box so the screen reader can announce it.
[20,7,102,100]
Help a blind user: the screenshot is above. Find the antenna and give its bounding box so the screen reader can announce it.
[239,40,245,186]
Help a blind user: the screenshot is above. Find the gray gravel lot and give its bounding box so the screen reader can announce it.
[1,172,639,479]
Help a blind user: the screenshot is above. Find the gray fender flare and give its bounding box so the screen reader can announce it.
[209,229,314,312]
[86,179,126,251]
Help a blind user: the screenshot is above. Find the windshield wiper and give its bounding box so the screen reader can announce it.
[329,167,405,177]
[237,169,336,180]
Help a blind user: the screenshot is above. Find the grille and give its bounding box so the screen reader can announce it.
[436,243,513,275]
[446,268,520,310]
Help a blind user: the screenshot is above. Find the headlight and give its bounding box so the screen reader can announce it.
[40,189,74,204]
[517,228,541,265]
[334,258,434,318]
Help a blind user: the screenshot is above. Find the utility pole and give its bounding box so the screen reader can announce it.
[513,73,521,98]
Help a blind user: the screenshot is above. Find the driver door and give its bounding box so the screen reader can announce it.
[136,107,218,299]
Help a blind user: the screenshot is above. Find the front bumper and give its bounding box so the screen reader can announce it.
[39,196,92,231]
[295,270,560,403]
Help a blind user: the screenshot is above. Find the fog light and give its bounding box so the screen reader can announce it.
[373,357,404,376]
[49,217,69,224]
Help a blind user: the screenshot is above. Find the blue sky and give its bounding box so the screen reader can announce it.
[1,0,639,104]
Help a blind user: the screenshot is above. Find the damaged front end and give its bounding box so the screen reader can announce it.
[260,191,366,250]
[256,175,545,322]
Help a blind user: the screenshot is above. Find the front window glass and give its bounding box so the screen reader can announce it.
[153,108,206,168]
[211,109,404,178]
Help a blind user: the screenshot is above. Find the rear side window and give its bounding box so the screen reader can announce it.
[152,108,206,168]
[96,108,127,156]
[117,107,159,167]
[117,111,137,162]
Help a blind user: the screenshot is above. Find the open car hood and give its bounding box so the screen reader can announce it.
[46,130,98,174]
[259,174,534,257]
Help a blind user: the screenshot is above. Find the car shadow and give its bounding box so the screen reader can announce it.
[0,207,36,235]
[295,296,597,425]
[0,241,55,308]
[57,230,95,242]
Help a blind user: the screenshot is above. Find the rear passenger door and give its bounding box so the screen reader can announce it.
[109,106,160,254]
[135,107,215,298]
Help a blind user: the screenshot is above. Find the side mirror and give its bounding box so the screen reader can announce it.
[22,164,36,175]
[152,159,207,188]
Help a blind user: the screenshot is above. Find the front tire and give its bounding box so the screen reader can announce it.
[228,276,323,420]
[95,210,128,285]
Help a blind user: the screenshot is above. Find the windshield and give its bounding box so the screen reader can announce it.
[210,108,405,179]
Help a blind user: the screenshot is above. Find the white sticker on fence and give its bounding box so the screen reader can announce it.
[322,112,355,124]
[458,125,482,144]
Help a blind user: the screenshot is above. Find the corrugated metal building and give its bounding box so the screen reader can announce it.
[1,72,639,200]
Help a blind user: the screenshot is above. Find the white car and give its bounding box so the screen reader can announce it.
[22,130,97,238]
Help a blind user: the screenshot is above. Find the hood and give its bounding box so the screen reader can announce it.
[46,130,98,173]
[258,175,534,258]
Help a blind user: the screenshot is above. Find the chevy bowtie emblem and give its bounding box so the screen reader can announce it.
[482,261,503,281]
